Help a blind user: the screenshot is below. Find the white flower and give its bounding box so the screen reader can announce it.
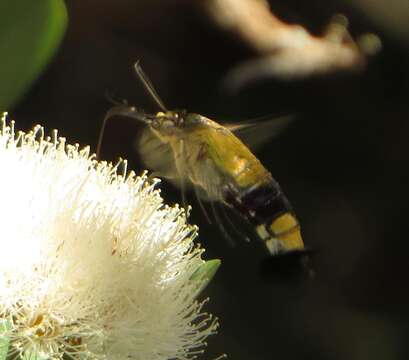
[0,115,218,360]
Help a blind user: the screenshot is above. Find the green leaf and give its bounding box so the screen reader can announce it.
[0,320,12,360]
[191,259,221,296]
[0,0,68,109]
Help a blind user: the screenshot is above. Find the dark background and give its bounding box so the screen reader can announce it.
[12,1,409,359]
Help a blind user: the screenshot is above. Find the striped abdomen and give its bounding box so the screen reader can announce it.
[224,179,305,255]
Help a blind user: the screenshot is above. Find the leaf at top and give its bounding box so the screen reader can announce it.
[0,0,68,109]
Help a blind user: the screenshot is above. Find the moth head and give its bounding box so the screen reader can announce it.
[151,111,186,136]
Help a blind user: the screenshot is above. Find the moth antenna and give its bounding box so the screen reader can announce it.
[96,105,149,160]
[134,61,168,112]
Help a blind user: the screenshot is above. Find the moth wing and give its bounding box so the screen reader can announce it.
[137,128,194,212]
[226,114,295,151]
[189,128,240,202]
[136,127,182,186]
[192,157,225,201]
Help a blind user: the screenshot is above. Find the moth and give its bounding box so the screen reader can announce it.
[98,62,308,258]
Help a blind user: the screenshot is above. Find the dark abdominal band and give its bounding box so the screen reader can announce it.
[224,179,294,226]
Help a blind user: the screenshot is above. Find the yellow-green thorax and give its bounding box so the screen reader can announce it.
[151,111,272,190]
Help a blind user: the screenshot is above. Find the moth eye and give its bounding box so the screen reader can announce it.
[152,119,160,128]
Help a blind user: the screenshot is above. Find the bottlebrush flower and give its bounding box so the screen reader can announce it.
[0,114,219,360]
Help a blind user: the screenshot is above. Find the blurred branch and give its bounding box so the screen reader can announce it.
[204,0,381,89]
[343,0,409,47]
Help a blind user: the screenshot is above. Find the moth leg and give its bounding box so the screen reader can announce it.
[174,139,189,211]
[193,185,213,224]
[218,203,249,244]
[211,201,235,248]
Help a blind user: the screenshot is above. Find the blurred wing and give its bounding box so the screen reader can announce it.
[225,114,295,151]
[137,127,180,184]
